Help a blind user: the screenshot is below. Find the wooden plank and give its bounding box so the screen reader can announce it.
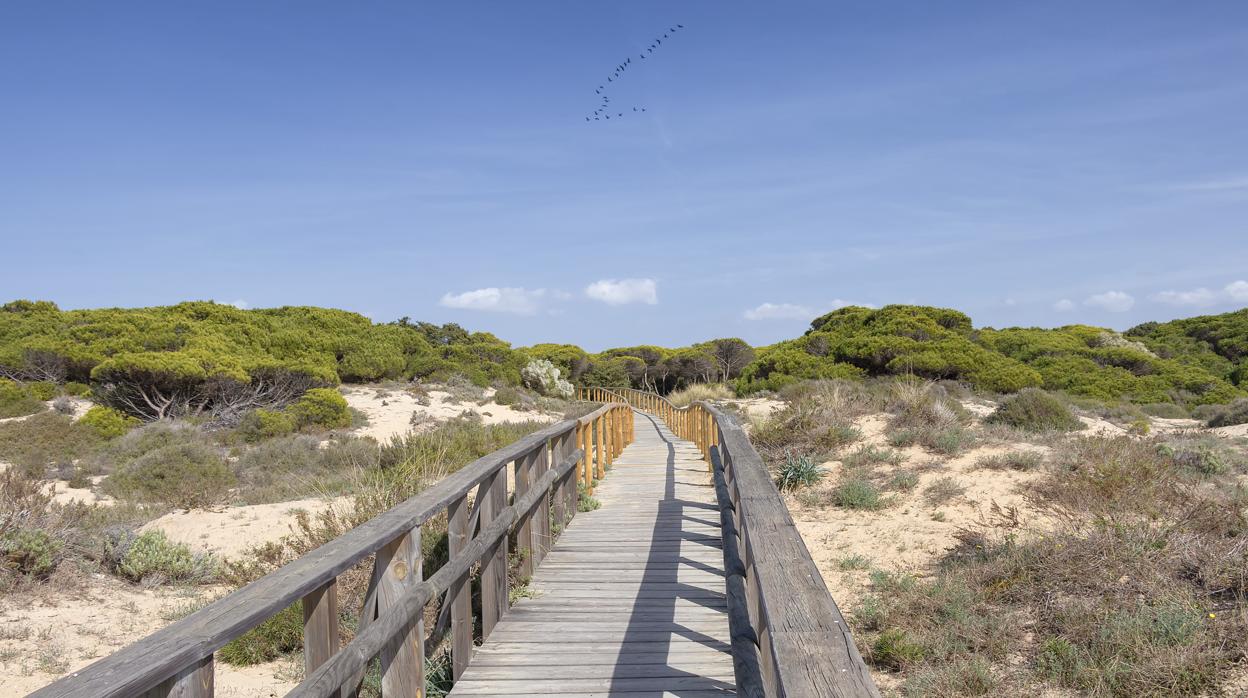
[447,494,472,680]
[140,655,213,698]
[377,528,423,698]
[302,579,339,688]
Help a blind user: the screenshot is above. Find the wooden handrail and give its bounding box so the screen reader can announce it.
[582,386,880,698]
[33,402,635,698]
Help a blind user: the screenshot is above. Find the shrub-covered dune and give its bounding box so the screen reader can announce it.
[736,305,1246,407]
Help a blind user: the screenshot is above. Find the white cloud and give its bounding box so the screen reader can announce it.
[1151,287,1218,307]
[743,302,814,321]
[230,300,250,310]
[1053,299,1075,312]
[828,298,877,310]
[585,278,657,306]
[1084,291,1135,313]
[439,287,546,315]
[1225,280,1248,302]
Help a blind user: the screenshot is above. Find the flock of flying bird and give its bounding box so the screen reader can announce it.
[586,23,683,122]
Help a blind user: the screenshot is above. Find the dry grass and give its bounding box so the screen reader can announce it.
[667,383,734,407]
[853,433,1248,696]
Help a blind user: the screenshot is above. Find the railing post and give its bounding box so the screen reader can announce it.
[377,527,424,697]
[142,656,214,698]
[534,439,552,567]
[513,449,536,579]
[479,469,508,639]
[448,495,472,680]
[595,415,605,480]
[302,579,339,696]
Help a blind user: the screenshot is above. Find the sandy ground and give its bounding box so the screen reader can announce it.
[342,385,557,442]
[0,577,297,697]
[788,413,1052,610]
[0,397,92,425]
[140,497,344,559]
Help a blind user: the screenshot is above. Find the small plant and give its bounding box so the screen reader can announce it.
[236,408,297,442]
[287,388,352,430]
[520,359,574,398]
[0,528,63,578]
[842,445,904,469]
[492,385,523,407]
[51,396,76,415]
[218,602,303,665]
[576,481,600,512]
[888,470,919,492]
[776,452,827,491]
[1204,397,1248,428]
[112,530,217,585]
[872,628,925,669]
[78,405,140,439]
[837,554,872,571]
[922,477,966,506]
[1158,437,1238,477]
[832,477,887,510]
[985,389,1083,432]
[974,451,1043,471]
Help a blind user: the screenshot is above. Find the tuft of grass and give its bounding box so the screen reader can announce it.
[776,452,827,491]
[888,470,919,492]
[667,383,734,407]
[842,444,904,469]
[832,477,888,510]
[974,451,1043,471]
[837,554,872,571]
[872,628,925,669]
[921,477,966,506]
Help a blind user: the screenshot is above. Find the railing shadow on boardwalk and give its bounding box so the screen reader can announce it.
[608,411,735,697]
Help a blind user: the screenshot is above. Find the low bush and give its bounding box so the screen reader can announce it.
[110,530,217,584]
[832,477,888,510]
[105,442,234,509]
[287,388,352,430]
[0,412,102,477]
[842,445,904,469]
[520,359,573,398]
[236,408,297,442]
[78,405,140,439]
[26,381,57,401]
[234,434,377,504]
[985,388,1084,432]
[922,477,966,506]
[218,602,303,665]
[1,528,62,578]
[0,379,44,419]
[63,381,91,397]
[491,385,523,407]
[776,452,826,491]
[1157,436,1242,477]
[1202,398,1248,428]
[974,451,1043,471]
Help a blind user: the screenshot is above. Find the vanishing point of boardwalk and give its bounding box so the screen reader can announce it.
[450,412,735,696]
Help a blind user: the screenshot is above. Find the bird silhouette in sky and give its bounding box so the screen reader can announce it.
[584,22,684,123]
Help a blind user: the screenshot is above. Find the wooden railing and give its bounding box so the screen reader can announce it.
[33,402,634,698]
[583,386,881,698]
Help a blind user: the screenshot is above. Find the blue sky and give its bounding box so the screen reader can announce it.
[2,2,1246,350]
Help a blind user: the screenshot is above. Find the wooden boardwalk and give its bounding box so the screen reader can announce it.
[449,411,736,697]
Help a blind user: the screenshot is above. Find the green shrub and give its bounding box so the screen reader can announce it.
[1158,437,1241,477]
[776,452,826,491]
[78,405,139,439]
[218,602,303,665]
[1,528,62,578]
[288,388,352,430]
[237,408,297,442]
[0,379,44,419]
[105,442,235,508]
[985,388,1083,432]
[832,477,887,510]
[26,381,57,400]
[576,481,601,512]
[63,381,91,397]
[113,530,216,584]
[492,385,523,406]
[872,628,925,669]
[0,412,102,476]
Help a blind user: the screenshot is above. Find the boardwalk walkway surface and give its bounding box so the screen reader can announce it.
[449,411,736,697]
